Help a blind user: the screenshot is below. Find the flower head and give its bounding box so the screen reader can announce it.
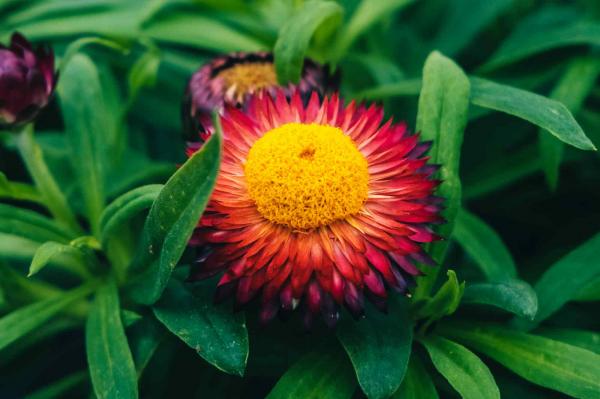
[188,90,442,326]
[0,33,56,128]
[182,52,336,141]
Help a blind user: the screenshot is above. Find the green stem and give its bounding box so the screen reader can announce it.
[17,125,83,236]
[413,243,447,301]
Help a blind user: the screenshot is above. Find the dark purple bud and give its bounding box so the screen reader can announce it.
[182,52,339,141]
[0,32,56,128]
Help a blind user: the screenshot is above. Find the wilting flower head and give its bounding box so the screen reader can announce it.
[182,52,336,141]
[0,33,56,128]
[188,90,442,327]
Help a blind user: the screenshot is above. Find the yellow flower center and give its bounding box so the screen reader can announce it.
[245,122,369,230]
[216,62,278,101]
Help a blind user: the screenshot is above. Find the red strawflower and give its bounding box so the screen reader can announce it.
[182,52,336,142]
[0,32,56,128]
[187,90,442,326]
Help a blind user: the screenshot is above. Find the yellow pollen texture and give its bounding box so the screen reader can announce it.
[217,62,277,100]
[244,123,369,230]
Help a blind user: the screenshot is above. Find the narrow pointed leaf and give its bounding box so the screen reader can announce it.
[29,241,85,277]
[356,79,422,100]
[463,279,538,320]
[58,54,111,234]
[99,184,162,244]
[483,19,600,70]
[0,283,94,351]
[432,0,513,56]
[0,172,41,204]
[414,51,470,298]
[0,203,73,244]
[129,125,221,305]
[266,351,356,399]
[538,57,600,189]
[441,323,600,399]
[86,280,138,399]
[25,371,87,399]
[127,317,166,378]
[422,335,500,399]
[337,299,413,399]
[537,328,600,355]
[145,13,265,53]
[392,355,439,399]
[415,270,465,323]
[274,0,342,84]
[453,208,517,280]
[513,231,600,330]
[153,277,248,376]
[332,0,413,61]
[470,77,595,150]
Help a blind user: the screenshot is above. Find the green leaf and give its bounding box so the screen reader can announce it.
[513,232,600,330]
[453,208,517,280]
[274,0,342,84]
[128,123,221,305]
[432,0,513,56]
[332,0,414,62]
[392,354,439,399]
[469,77,596,151]
[576,275,600,301]
[0,242,89,295]
[86,280,138,399]
[266,351,356,399]
[354,79,422,100]
[128,49,161,101]
[0,233,42,262]
[28,241,86,278]
[2,7,140,41]
[337,299,413,399]
[0,262,66,304]
[60,36,130,73]
[99,184,163,245]
[58,53,111,235]
[482,20,600,71]
[121,310,143,328]
[144,13,265,53]
[462,279,538,320]
[70,235,102,251]
[16,127,81,234]
[0,281,5,310]
[127,316,166,378]
[422,335,499,399]
[463,144,540,200]
[0,283,95,351]
[415,270,465,323]
[4,0,125,26]
[25,371,87,399]
[104,149,173,198]
[440,323,600,399]
[152,277,248,376]
[413,51,470,299]
[0,171,41,204]
[536,328,600,355]
[346,53,405,85]
[0,204,73,244]
[538,57,600,189]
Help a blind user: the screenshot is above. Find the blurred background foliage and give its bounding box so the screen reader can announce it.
[1,0,600,398]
